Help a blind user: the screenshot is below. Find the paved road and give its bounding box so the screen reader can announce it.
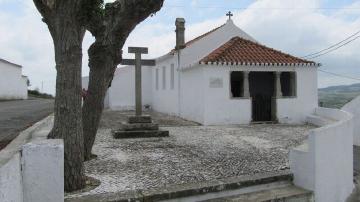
[0,98,53,149]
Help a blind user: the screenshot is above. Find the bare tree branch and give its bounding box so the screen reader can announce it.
[79,0,105,36]
[106,0,164,40]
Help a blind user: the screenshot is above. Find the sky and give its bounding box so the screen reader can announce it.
[0,0,360,94]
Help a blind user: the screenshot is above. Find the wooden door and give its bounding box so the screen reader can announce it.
[252,95,272,122]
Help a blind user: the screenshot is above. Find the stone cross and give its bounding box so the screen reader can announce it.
[226,11,233,20]
[121,47,156,116]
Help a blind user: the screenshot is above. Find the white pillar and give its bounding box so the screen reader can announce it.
[290,72,296,96]
[274,72,282,98]
[243,71,250,98]
[22,140,64,202]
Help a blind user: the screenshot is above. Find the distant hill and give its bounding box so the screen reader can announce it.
[319,83,360,109]
[319,83,360,93]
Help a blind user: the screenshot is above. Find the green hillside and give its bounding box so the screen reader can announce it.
[319,83,360,109]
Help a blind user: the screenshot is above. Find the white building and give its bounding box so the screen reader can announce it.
[0,58,28,100]
[84,18,319,125]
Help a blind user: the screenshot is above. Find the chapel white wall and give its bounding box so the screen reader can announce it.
[200,65,317,125]
[179,66,205,124]
[342,95,360,146]
[0,61,27,100]
[202,66,251,125]
[277,67,318,124]
[151,57,179,115]
[108,66,152,110]
[180,20,256,69]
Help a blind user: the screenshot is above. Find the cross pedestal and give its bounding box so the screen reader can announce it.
[112,47,169,139]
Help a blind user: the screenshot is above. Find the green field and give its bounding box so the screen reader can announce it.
[318,83,360,109]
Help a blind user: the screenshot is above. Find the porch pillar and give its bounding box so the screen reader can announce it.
[243,71,250,98]
[274,72,282,98]
[290,72,296,96]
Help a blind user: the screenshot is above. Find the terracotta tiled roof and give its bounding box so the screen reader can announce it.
[200,37,317,66]
[170,24,225,54]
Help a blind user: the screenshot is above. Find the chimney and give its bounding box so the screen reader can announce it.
[175,18,186,50]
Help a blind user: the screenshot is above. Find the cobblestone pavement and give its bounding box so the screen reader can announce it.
[67,111,314,198]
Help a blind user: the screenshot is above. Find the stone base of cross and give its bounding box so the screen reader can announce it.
[112,47,169,139]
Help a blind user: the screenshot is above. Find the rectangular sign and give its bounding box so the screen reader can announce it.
[209,78,223,88]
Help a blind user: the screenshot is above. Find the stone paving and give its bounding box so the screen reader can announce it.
[67,110,315,199]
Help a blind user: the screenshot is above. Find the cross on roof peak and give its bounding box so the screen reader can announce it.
[226,11,233,20]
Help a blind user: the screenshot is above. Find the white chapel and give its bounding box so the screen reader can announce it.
[83,18,319,125]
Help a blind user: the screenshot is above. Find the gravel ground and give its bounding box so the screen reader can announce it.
[67,110,314,198]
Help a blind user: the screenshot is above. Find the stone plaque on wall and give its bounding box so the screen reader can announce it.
[209,77,223,88]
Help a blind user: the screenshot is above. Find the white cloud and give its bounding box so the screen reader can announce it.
[0,1,56,94]
[1,0,360,94]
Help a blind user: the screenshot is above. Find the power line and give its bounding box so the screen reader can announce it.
[318,69,360,81]
[164,5,360,10]
[302,30,360,59]
[307,32,360,82]
[306,35,360,59]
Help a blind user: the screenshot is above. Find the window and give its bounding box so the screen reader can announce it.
[155,68,159,90]
[281,72,296,97]
[162,66,166,90]
[170,64,175,90]
[230,71,244,98]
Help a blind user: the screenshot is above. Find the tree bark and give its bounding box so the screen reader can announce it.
[82,0,164,161]
[33,0,86,191]
[82,43,118,160]
[50,38,86,191]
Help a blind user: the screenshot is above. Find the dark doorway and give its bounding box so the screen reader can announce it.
[249,72,276,122]
[230,72,244,98]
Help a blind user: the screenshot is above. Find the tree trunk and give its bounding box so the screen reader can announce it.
[83,43,120,161]
[47,21,86,191]
[82,1,165,161]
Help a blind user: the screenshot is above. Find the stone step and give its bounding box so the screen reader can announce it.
[201,185,313,202]
[128,115,152,124]
[65,172,294,202]
[113,130,169,139]
[120,122,159,131]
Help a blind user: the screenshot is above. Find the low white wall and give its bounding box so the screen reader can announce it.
[0,116,63,202]
[0,153,23,202]
[290,107,353,202]
[342,95,360,146]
